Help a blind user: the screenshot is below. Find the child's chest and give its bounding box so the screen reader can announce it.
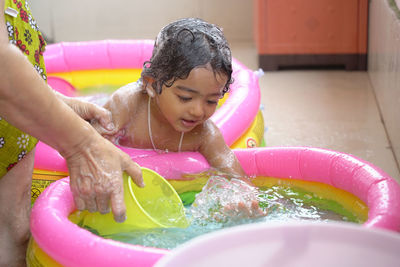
[117,117,201,152]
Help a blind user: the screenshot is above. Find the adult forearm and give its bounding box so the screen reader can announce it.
[0,43,95,155]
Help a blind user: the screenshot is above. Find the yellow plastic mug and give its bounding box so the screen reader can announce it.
[69,168,189,236]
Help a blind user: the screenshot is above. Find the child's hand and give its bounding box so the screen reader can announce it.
[220,192,267,220]
[216,178,267,220]
[190,176,267,224]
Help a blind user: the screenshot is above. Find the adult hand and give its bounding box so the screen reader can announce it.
[90,118,124,144]
[56,92,117,135]
[62,132,144,222]
[0,20,141,223]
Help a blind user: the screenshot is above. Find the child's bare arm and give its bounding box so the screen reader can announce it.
[199,121,266,218]
[199,121,248,180]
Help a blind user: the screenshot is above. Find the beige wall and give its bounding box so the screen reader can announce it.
[368,0,400,170]
[29,0,253,43]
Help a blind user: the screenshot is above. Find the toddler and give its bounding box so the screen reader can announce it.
[96,18,265,218]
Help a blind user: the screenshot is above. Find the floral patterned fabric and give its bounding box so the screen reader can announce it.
[0,0,47,178]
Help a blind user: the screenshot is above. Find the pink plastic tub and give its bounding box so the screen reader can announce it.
[155,221,400,267]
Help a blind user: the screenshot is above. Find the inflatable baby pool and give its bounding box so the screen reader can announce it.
[28,147,400,266]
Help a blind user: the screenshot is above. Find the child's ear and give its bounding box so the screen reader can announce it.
[143,76,156,97]
[147,87,155,98]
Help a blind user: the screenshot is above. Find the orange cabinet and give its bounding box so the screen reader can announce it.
[254,0,368,70]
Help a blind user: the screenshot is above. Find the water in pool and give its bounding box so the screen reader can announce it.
[93,175,366,250]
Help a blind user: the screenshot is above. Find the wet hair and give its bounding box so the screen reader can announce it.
[141,18,233,95]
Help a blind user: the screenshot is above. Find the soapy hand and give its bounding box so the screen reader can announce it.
[62,96,117,134]
[91,118,124,145]
[63,95,125,144]
[62,132,144,223]
[52,89,117,135]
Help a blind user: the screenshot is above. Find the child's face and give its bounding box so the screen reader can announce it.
[155,66,227,133]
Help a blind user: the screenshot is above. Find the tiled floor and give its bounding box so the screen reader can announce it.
[231,42,400,183]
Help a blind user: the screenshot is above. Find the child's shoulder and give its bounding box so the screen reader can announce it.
[114,81,142,95]
[105,81,146,111]
[111,82,144,101]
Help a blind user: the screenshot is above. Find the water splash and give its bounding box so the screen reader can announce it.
[190,176,264,224]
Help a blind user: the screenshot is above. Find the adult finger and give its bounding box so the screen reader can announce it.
[73,195,86,211]
[78,176,97,213]
[90,119,113,137]
[110,185,127,223]
[95,184,112,214]
[93,105,115,132]
[69,174,86,211]
[123,158,145,188]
